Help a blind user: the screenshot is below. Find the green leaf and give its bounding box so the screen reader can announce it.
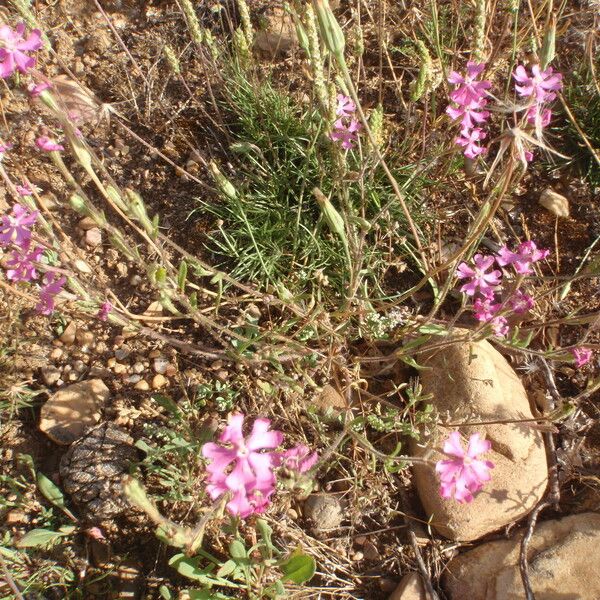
[151,394,182,419]
[158,585,173,600]
[279,550,316,584]
[16,528,70,548]
[177,260,188,292]
[169,554,240,589]
[216,559,237,578]
[229,539,247,560]
[186,590,232,600]
[256,519,275,557]
[36,473,77,521]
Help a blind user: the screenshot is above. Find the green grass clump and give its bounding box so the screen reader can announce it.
[198,68,428,303]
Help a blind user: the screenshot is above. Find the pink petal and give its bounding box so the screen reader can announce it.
[220,413,245,445]
[247,418,283,451]
[442,431,465,458]
[467,433,491,458]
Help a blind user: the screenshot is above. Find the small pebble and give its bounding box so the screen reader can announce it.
[152,374,168,389]
[153,357,169,375]
[60,322,77,345]
[78,217,97,230]
[126,374,142,384]
[148,349,161,359]
[73,360,86,374]
[216,369,229,381]
[134,380,150,391]
[115,347,131,361]
[68,372,79,382]
[76,329,95,347]
[113,363,127,375]
[50,348,63,360]
[129,274,142,286]
[107,357,116,369]
[41,366,61,386]
[210,360,223,370]
[165,364,177,378]
[85,227,103,247]
[132,362,145,374]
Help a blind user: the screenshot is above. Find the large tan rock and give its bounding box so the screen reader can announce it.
[410,333,548,541]
[444,512,600,599]
[40,379,110,444]
[389,573,431,600]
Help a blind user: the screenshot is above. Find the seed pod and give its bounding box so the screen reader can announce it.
[209,161,238,200]
[163,45,181,75]
[312,0,345,57]
[313,187,348,249]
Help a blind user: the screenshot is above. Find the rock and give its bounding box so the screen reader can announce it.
[60,322,77,345]
[411,332,548,541]
[78,216,97,230]
[313,384,347,413]
[74,259,92,274]
[134,380,150,391]
[85,228,102,247]
[76,329,95,347]
[539,188,569,217]
[153,357,169,374]
[151,374,167,389]
[303,494,343,532]
[444,513,600,600]
[40,379,110,445]
[254,7,297,57]
[41,366,61,386]
[389,573,432,600]
[50,348,63,360]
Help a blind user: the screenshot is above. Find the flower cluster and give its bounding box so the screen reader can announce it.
[0,203,65,314]
[457,241,548,337]
[572,347,593,368]
[446,62,491,159]
[513,64,562,132]
[436,432,494,503]
[0,22,42,79]
[330,94,361,150]
[201,413,318,518]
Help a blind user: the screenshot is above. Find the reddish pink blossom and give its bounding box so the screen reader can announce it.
[571,347,593,368]
[36,136,64,152]
[335,94,356,117]
[15,182,41,196]
[473,296,501,322]
[455,127,487,159]
[457,254,501,298]
[526,105,552,128]
[490,315,509,337]
[330,118,361,150]
[201,413,283,518]
[513,64,563,103]
[509,289,535,314]
[0,204,38,247]
[97,301,113,321]
[0,23,42,78]
[28,81,51,97]
[446,101,490,131]
[36,272,66,315]
[436,431,494,503]
[6,244,43,282]
[448,62,491,107]
[496,241,549,275]
[278,445,318,474]
[0,142,13,154]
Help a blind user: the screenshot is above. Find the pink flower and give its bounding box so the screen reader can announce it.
[201,413,283,518]
[490,315,509,337]
[0,23,42,78]
[330,118,361,150]
[496,241,549,275]
[278,445,318,474]
[0,142,13,154]
[473,296,501,322]
[455,127,487,159]
[5,244,43,282]
[28,81,51,97]
[336,94,356,117]
[448,62,491,107]
[36,272,66,315]
[513,64,563,103]
[571,347,593,368]
[15,182,41,196]
[436,431,494,503]
[36,136,64,152]
[457,254,501,297]
[0,204,38,247]
[446,101,490,130]
[509,289,535,314]
[526,105,552,128]
[97,301,113,321]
